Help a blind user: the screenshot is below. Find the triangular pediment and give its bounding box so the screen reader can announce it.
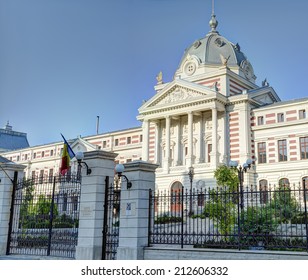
[139,79,217,112]
[71,137,97,153]
[253,94,273,105]
[249,86,281,106]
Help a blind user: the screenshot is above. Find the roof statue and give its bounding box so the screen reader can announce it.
[220,54,230,66]
[156,71,163,84]
[262,78,269,87]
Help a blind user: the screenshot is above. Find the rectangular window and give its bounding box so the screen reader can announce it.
[31,171,36,179]
[49,169,53,183]
[278,139,288,161]
[41,151,45,157]
[103,141,107,148]
[140,135,143,142]
[72,195,79,212]
[197,194,205,207]
[300,137,308,159]
[62,194,68,212]
[277,113,284,123]
[115,139,119,146]
[257,116,264,125]
[258,142,267,164]
[299,109,306,119]
[33,152,36,159]
[126,158,132,163]
[50,150,54,156]
[39,170,44,184]
[208,144,212,162]
[127,137,131,144]
[24,154,28,161]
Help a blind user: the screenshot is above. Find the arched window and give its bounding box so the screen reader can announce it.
[259,179,268,204]
[279,178,290,188]
[170,181,183,214]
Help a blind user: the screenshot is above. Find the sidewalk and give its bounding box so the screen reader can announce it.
[0,254,72,260]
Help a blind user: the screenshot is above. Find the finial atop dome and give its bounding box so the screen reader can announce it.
[209,0,218,32]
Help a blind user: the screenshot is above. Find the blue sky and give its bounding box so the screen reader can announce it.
[1,0,308,146]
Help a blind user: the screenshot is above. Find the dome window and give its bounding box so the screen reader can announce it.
[184,62,196,76]
[193,40,201,49]
[214,37,225,47]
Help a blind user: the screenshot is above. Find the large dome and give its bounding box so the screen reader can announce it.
[175,15,256,82]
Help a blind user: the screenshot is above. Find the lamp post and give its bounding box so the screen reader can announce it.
[115,164,132,189]
[229,159,252,210]
[75,152,92,179]
[188,166,194,216]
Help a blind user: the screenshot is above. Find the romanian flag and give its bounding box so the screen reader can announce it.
[60,134,75,175]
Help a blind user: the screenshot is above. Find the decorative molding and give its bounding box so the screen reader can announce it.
[150,86,207,107]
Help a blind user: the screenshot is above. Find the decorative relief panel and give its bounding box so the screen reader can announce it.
[151,86,206,107]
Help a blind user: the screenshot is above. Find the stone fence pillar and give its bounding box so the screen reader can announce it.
[75,150,117,260]
[0,162,25,255]
[117,161,158,260]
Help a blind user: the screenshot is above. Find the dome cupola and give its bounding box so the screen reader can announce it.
[175,13,256,83]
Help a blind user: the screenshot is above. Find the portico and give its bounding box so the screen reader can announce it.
[138,80,227,176]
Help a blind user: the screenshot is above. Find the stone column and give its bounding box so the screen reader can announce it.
[75,150,117,260]
[0,162,25,255]
[175,117,182,166]
[142,119,150,162]
[239,103,251,164]
[238,103,253,186]
[163,116,170,172]
[197,113,204,163]
[187,111,194,167]
[154,121,161,165]
[211,106,218,168]
[117,161,158,260]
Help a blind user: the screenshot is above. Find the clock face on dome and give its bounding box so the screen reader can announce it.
[241,60,254,80]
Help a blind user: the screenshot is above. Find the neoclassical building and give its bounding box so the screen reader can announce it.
[2,13,308,192]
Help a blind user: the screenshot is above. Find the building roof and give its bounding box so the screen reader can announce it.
[175,14,255,83]
[0,123,30,152]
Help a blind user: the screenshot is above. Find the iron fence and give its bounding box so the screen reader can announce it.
[7,174,81,258]
[102,176,121,260]
[149,184,308,252]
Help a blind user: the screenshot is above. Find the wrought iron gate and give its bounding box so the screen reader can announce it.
[7,174,81,258]
[102,176,121,260]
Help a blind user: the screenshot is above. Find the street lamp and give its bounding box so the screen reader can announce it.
[75,152,92,176]
[188,166,194,216]
[229,159,252,209]
[115,164,132,189]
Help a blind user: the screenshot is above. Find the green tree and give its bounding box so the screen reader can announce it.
[19,180,35,228]
[240,206,278,244]
[204,165,239,235]
[271,186,299,223]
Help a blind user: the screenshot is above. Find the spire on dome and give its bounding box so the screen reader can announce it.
[209,0,218,33]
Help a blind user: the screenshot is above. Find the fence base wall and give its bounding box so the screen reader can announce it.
[117,247,144,260]
[144,247,308,260]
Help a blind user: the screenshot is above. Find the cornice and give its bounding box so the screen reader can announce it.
[138,96,227,120]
